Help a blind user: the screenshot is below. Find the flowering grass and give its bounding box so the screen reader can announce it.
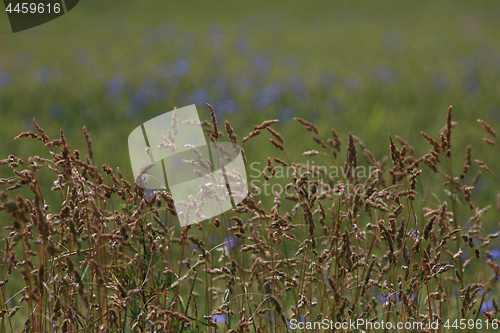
[0,105,499,332]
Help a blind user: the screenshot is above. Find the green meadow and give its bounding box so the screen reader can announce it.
[1,1,500,331]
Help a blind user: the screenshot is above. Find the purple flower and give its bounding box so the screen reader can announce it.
[138,78,167,103]
[207,25,223,42]
[264,83,283,101]
[132,89,150,108]
[252,94,270,110]
[253,84,282,110]
[214,74,229,92]
[0,71,12,88]
[490,249,500,260]
[105,74,126,98]
[172,60,190,77]
[191,89,208,106]
[220,99,238,114]
[253,54,272,72]
[480,300,493,314]
[124,88,152,119]
[377,293,401,305]
[223,236,236,251]
[478,289,493,296]
[287,74,305,94]
[374,65,400,85]
[144,189,154,201]
[463,74,479,91]
[212,314,226,323]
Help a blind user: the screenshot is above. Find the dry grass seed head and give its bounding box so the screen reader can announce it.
[478,119,497,138]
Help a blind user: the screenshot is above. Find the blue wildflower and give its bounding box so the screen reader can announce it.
[253,54,272,72]
[223,236,236,251]
[463,74,479,91]
[172,60,190,77]
[374,65,400,85]
[212,314,226,323]
[105,75,126,98]
[490,249,500,260]
[191,89,208,106]
[220,99,238,114]
[132,89,149,109]
[480,300,493,314]
[253,84,282,110]
[207,25,223,42]
[0,71,12,88]
[214,74,229,92]
[287,74,306,94]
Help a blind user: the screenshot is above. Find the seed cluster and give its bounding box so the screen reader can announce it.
[0,106,499,332]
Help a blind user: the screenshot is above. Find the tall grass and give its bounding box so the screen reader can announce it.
[0,105,500,332]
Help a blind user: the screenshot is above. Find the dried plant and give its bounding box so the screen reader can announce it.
[0,106,499,332]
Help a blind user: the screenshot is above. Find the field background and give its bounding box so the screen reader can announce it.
[0,1,500,182]
[1,0,500,330]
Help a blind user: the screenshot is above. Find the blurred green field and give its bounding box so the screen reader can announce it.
[2,2,499,213]
[1,1,500,330]
[1,1,499,180]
